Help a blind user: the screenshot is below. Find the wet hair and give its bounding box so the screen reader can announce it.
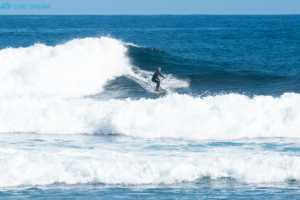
[157,67,161,71]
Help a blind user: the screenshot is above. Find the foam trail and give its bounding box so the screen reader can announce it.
[1,93,300,140]
[1,147,300,187]
[126,68,189,92]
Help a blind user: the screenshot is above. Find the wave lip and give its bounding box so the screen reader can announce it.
[0,37,132,98]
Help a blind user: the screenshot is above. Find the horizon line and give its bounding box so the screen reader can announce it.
[1,14,300,16]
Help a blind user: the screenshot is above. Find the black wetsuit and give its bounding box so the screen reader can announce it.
[151,71,165,90]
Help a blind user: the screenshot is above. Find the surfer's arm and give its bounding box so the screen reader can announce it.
[159,73,166,79]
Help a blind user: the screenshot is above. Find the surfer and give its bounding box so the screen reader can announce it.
[151,67,166,91]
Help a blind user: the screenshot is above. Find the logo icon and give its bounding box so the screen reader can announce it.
[0,3,11,9]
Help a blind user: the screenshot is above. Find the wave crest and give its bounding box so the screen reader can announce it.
[0,37,132,98]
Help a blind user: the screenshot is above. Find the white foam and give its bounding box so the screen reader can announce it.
[1,93,300,140]
[0,37,132,98]
[1,145,300,187]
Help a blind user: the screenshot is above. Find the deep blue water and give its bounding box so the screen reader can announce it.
[0,15,300,199]
[1,15,300,97]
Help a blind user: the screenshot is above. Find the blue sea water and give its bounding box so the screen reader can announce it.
[0,15,300,199]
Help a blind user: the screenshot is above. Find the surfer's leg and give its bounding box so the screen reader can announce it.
[156,81,160,90]
[152,79,160,90]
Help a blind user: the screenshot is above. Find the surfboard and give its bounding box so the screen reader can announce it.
[154,89,168,94]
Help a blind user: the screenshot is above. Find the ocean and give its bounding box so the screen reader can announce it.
[1,15,300,199]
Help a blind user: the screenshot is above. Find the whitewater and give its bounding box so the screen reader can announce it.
[1,136,300,187]
[1,14,300,199]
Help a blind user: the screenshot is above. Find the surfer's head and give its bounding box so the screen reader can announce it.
[157,67,161,72]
